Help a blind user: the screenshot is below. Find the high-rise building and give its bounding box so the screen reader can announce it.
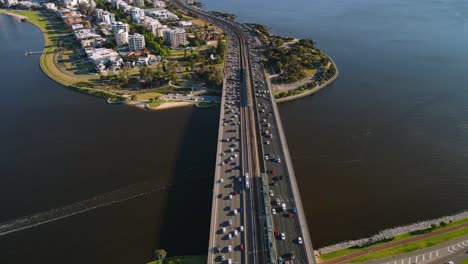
[134,0,144,8]
[130,7,145,22]
[114,29,129,46]
[128,33,146,51]
[111,21,129,34]
[163,28,188,48]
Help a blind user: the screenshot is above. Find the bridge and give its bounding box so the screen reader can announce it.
[171,1,316,263]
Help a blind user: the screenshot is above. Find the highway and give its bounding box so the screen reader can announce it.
[171,1,316,263]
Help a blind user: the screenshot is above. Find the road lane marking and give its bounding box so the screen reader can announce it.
[447,247,453,253]
[436,250,439,257]
[415,255,418,262]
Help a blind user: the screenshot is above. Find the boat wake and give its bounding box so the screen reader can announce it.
[0,181,168,237]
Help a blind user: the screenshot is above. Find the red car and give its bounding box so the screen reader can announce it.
[274,229,280,237]
[270,169,275,174]
[233,191,238,195]
[240,244,245,251]
[288,212,293,218]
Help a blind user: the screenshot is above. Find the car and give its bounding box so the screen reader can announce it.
[240,225,244,232]
[269,190,274,197]
[233,190,238,195]
[234,230,238,236]
[281,233,286,240]
[240,243,245,251]
[265,140,270,145]
[228,258,232,264]
[228,233,232,240]
[272,208,276,215]
[238,176,242,183]
[229,194,233,200]
[219,178,224,183]
[233,209,238,215]
[228,245,232,252]
[288,212,293,218]
[228,219,233,226]
[292,207,297,214]
[222,227,226,233]
[269,169,275,174]
[276,198,281,205]
[282,203,287,211]
[215,245,220,253]
[290,252,295,260]
[265,154,269,160]
[221,254,225,261]
[278,257,284,264]
[274,229,280,237]
[298,237,303,244]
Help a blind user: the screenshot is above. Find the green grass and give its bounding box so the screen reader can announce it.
[319,218,468,261]
[461,259,468,264]
[349,227,468,262]
[134,92,163,101]
[147,255,207,264]
[147,99,165,108]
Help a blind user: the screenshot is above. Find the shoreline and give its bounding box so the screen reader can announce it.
[275,53,339,103]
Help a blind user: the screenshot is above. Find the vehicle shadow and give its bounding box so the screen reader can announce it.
[157,106,220,256]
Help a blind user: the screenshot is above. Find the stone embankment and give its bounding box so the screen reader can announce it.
[317,210,468,254]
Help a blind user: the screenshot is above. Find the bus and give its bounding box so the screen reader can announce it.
[245,173,250,190]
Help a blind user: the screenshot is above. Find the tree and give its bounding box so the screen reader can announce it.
[139,66,153,81]
[77,2,89,16]
[154,249,167,262]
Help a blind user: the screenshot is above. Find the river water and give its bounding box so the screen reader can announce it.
[0,0,468,261]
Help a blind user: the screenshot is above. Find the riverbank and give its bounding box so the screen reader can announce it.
[146,255,206,264]
[274,53,339,103]
[317,211,468,263]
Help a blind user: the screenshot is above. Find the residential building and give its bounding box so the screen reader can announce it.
[74,28,100,40]
[128,33,146,51]
[86,48,120,65]
[155,25,169,38]
[130,7,145,22]
[96,9,116,24]
[3,0,18,7]
[114,29,129,46]
[163,28,188,48]
[111,21,129,34]
[178,21,193,28]
[143,17,163,35]
[134,0,144,8]
[185,0,194,4]
[147,8,178,21]
[152,0,165,8]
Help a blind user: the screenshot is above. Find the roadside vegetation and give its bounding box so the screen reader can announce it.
[319,217,468,262]
[148,249,206,264]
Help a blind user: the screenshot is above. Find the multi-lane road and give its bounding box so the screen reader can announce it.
[171,1,316,263]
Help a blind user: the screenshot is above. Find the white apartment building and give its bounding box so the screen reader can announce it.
[134,0,144,8]
[128,33,146,51]
[130,7,145,22]
[95,9,116,24]
[3,0,18,7]
[152,0,165,8]
[86,48,120,65]
[143,17,163,36]
[147,9,178,21]
[163,28,188,48]
[114,29,129,46]
[111,21,129,34]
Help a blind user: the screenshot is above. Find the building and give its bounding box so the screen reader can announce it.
[147,8,178,21]
[163,28,188,48]
[155,25,169,38]
[95,9,116,24]
[43,2,57,10]
[114,29,129,46]
[134,0,144,8]
[152,0,165,8]
[86,48,120,65]
[185,0,194,4]
[74,28,100,40]
[128,33,146,51]
[143,17,163,35]
[130,7,145,22]
[111,21,129,34]
[178,21,193,28]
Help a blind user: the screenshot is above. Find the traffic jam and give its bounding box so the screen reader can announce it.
[214,23,247,264]
[245,29,305,263]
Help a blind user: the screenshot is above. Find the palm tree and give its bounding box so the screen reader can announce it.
[154,249,167,263]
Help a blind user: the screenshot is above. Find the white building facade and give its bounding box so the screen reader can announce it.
[129,33,146,51]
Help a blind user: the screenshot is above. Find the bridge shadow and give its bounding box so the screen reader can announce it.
[157,106,220,256]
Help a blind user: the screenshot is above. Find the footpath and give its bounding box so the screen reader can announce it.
[321,222,468,264]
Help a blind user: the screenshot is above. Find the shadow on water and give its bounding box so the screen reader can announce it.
[157,106,220,256]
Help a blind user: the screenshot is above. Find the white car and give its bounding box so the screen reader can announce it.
[228,245,232,252]
[228,233,232,240]
[234,230,238,237]
[269,190,274,197]
[272,208,276,215]
[240,226,244,232]
[265,155,269,160]
[222,227,226,233]
[298,237,303,244]
[228,259,232,264]
[229,194,233,200]
[234,209,238,215]
[281,233,286,240]
[219,179,224,184]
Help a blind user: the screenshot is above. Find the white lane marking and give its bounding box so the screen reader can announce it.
[415,255,418,262]
[458,242,464,248]
[447,247,453,253]
[408,257,412,264]
[429,251,432,259]
[422,253,425,261]
[401,259,405,264]
[436,250,439,257]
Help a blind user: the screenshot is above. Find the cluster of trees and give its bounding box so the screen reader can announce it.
[136,61,179,88]
[191,65,223,89]
[269,38,322,84]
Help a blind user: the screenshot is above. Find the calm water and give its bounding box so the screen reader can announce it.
[199,0,468,247]
[0,14,217,263]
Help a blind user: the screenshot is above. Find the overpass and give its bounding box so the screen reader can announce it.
[170,1,316,263]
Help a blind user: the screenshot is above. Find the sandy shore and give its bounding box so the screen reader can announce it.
[0,11,28,20]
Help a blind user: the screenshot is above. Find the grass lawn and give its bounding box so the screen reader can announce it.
[147,99,164,108]
[349,227,468,262]
[319,218,468,261]
[303,68,317,77]
[147,255,207,264]
[135,92,163,101]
